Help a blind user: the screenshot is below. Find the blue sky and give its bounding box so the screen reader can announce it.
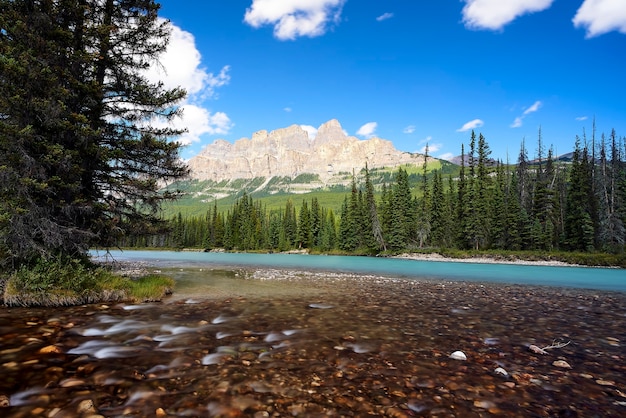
[151,0,626,161]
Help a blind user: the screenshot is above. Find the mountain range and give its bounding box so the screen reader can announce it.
[187,119,431,184]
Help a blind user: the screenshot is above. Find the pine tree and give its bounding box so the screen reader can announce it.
[474,133,493,248]
[282,199,297,249]
[297,200,312,248]
[387,168,412,249]
[364,165,385,251]
[310,197,322,248]
[416,146,431,247]
[456,144,468,248]
[596,130,626,251]
[0,0,188,266]
[564,137,595,251]
[531,131,555,250]
[339,177,360,251]
[429,170,445,247]
[319,209,338,251]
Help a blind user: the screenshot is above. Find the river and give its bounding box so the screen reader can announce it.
[94,249,626,292]
[0,250,625,417]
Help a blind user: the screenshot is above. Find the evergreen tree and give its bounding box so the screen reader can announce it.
[596,130,626,251]
[319,209,337,251]
[474,133,493,248]
[364,165,385,250]
[379,183,393,243]
[491,162,507,249]
[282,199,297,249]
[416,146,431,247]
[456,144,468,248]
[462,132,480,249]
[531,132,555,250]
[388,168,412,249]
[0,0,188,266]
[516,138,532,214]
[297,200,312,248]
[429,170,445,247]
[339,178,360,251]
[310,197,322,248]
[564,137,595,251]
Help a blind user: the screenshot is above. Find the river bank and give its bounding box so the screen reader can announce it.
[1,268,625,417]
[393,252,577,267]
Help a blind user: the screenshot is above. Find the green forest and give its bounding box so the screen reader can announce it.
[120,129,626,263]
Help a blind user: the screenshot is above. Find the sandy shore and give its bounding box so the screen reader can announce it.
[394,252,576,267]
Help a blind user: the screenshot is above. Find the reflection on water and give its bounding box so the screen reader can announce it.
[1,268,626,417]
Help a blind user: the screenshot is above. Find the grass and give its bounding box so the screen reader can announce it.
[125,274,175,302]
[158,161,461,219]
[1,257,175,307]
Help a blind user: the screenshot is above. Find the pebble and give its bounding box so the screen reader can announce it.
[1,272,625,417]
[494,367,509,376]
[39,345,61,354]
[553,360,572,369]
[449,350,467,361]
[77,399,96,414]
[474,400,496,409]
[596,379,615,386]
[59,378,86,388]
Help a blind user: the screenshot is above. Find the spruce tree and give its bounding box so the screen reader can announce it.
[564,137,595,251]
[0,0,188,266]
[429,170,445,247]
[416,146,431,247]
[297,200,312,248]
[388,168,412,249]
[364,165,385,251]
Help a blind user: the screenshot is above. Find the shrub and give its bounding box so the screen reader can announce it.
[2,256,174,306]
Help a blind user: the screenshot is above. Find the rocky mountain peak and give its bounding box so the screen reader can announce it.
[187,120,429,182]
[315,119,347,145]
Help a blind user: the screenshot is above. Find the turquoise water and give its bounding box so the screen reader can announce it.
[92,250,626,292]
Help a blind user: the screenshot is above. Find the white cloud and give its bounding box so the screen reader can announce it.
[418,143,442,154]
[403,125,416,134]
[461,0,554,31]
[144,21,232,144]
[510,117,523,128]
[145,23,230,99]
[573,0,626,37]
[300,124,318,139]
[244,0,346,40]
[576,115,589,121]
[284,107,292,112]
[523,100,542,115]
[438,152,456,161]
[511,100,542,128]
[456,119,484,132]
[356,122,377,138]
[152,105,232,146]
[376,12,394,22]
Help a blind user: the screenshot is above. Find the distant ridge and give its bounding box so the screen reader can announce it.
[187,119,432,182]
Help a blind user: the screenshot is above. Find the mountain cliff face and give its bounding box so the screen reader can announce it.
[187,119,429,182]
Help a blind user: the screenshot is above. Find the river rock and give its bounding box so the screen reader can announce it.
[553,360,572,369]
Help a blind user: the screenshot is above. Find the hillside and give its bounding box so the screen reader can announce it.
[162,120,459,217]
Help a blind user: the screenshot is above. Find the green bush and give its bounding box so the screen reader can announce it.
[126,274,174,302]
[2,256,174,306]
